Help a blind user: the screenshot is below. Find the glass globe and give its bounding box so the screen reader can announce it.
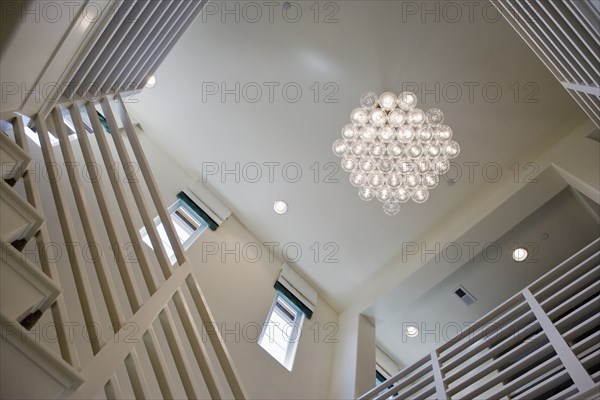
[360,92,379,109]
[405,173,421,189]
[412,186,429,203]
[386,173,402,188]
[426,143,441,157]
[341,157,357,172]
[407,143,423,158]
[418,126,433,141]
[387,142,404,158]
[408,108,426,126]
[426,108,444,125]
[378,158,394,173]
[332,139,348,157]
[350,171,366,187]
[379,92,398,111]
[359,125,377,142]
[351,108,369,126]
[397,126,414,143]
[417,159,431,173]
[397,159,415,173]
[370,109,387,127]
[383,201,401,216]
[359,158,376,172]
[369,141,385,157]
[368,172,384,188]
[378,126,395,142]
[434,125,452,142]
[396,188,412,203]
[342,124,357,140]
[433,157,451,174]
[376,186,393,202]
[422,173,439,189]
[398,91,418,111]
[358,186,375,201]
[443,140,461,158]
[351,141,366,156]
[388,109,406,127]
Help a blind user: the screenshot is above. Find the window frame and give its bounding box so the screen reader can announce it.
[258,291,305,371]
[139,198,208,264]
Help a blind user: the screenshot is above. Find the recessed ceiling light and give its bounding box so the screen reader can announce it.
[405,325,419,338]
[145,75,157,88]
[512,248,528,262]
[273,200,288,214]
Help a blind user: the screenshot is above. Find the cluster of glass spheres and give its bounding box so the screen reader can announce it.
[333,91,460,215]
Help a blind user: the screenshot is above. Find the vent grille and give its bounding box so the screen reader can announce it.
[454,285,477,306]
[491,0,600,127]
[63,0,207,100]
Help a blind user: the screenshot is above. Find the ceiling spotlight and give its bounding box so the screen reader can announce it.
[274,200,288,214]
[145,75,157,88]
[405,324,419,338]
[512,248,528,262]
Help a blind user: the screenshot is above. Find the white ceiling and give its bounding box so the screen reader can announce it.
[127,0,588,314]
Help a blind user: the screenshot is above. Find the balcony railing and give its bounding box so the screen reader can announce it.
[360,238,600,400]
[1,96,246,399]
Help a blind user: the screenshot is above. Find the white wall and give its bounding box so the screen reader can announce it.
[187,217,338,399]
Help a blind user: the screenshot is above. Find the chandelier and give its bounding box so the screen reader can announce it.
[332,91,460,215]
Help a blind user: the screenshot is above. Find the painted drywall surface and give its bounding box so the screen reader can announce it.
[355,316,376,398]
[186,217,339,399]
[327,310,360,399]
[538,119,600,202]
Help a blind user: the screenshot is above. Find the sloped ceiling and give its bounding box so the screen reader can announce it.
[127,1,587,314]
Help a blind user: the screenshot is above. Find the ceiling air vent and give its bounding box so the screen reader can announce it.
[454,285,477,306]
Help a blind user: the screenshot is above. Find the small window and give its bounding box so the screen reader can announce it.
[140,199,208,264]
[258,292,305,371]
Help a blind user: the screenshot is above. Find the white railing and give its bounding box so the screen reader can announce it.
[490,0,600,128]
[360,238,600,400]
[1,95,247,399]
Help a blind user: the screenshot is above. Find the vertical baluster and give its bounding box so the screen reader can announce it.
[72,103,150,399]
[89,100,159,294]
[172,289,225,399]
[51,107,128,399]
[430,351,447,400]
[35,113,104,354]
[56,104,125,331]
[99,97,173,277]
[523,289,595,393]
[159,306,201,399]
[100,97,206,397]
[114,94,186,266]
[143,328,175,399]
[104,373,124,400]
[186,275,248,399]
[114,95,238,397]
[11,115,81,369]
